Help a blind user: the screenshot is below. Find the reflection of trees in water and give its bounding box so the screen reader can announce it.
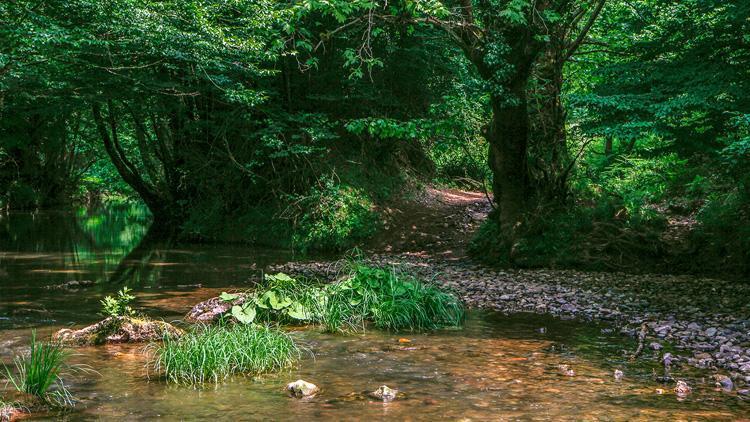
[0,204,152,285]
[108,227,170,285]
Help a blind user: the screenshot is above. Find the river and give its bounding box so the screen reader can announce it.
[1,206,747,420]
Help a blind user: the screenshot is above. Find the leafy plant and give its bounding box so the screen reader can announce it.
[100,287,136,318]
[321,264,465,332]
[151,324,300,385]
[218,267,464,333]
[219,273,321,325]
[291,180,380,252]
[4,331,73,406]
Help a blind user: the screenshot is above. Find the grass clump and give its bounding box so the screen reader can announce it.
[216,264,464,334]
[152,324,299,385]
[320,264,465,333]
[3,331,73,406]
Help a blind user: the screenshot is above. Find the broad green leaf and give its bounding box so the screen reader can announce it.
[286,302,311,320]
[231,304,256,324]
[220,292,239,302]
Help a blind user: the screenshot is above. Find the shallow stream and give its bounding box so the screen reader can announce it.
[1,207,748,420]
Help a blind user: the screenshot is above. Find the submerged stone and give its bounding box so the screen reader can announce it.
[674,380,692,397]
[53,316,183,345]
[558,364,575,377]
[369,385,399,402]
[287,379,319,398]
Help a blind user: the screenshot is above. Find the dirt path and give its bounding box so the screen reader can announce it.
[366,186,492,258]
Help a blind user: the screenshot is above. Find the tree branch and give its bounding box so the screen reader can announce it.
[566,0,606,60]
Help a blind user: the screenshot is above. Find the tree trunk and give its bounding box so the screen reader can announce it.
[529,42,569,201]
[487,80,532,237]
[91,102,179,232]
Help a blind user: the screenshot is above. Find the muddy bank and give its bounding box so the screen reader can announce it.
[270,254,750,389]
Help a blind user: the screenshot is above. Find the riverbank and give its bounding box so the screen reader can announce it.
[272,254,750,390]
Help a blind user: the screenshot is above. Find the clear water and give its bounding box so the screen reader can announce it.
[1,207,748,420]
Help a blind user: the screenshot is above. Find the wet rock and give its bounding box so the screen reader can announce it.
[185,294,249,323]
[0,404,23,422]
[614,369,624,380]
[369,385,398,402]
[705,327,718,337]
[650,342,662,351]
[44,280,95,290]
[286,379,319,398]
[738,389,749,396]
[663,353,674,368]
[714,375,733,391]
[53,316,183,345]
[557,364,575,377]
[674,380,692,397]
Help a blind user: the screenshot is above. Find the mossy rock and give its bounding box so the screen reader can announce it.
[53,316,183,345]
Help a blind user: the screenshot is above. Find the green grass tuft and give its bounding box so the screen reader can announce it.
[151,324,300,385]
[320,264,465,333]
[4,331,73,406]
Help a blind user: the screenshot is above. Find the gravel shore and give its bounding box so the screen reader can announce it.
[272,253,750,389]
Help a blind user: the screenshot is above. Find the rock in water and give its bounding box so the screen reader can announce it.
[185,294,249,323]
[674,380,692,397]
[713,375,733,391]
[558,364,575,377]
[369,385,398,402]
[0,404,23,422]
[286,380,319,398]
[614,369,624,380]
[53,317,183,345]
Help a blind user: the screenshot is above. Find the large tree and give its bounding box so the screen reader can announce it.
[303,0,607,237]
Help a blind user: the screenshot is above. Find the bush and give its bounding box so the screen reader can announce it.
[151,324,300,385]
[470,204,666,272]
[292,180,380,252]
[4,331,73,406]
[689,191,750,276]
[100,287,136,318]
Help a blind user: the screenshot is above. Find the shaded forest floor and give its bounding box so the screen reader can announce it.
[275,186,750,388]
[365,186,492,258]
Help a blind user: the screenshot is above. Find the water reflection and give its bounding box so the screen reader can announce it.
[0,205,288,328]
[0,207,749,419]
[0,203,151,285]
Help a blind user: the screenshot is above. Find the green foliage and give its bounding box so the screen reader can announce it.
[470,205,666,272]
[220,273,322,325]
[4,331,73,406]
[321,264,465,332]
[219,266,464,333]
[291,179,380,252]
[100,287,136,318]
[152,324,299,385]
